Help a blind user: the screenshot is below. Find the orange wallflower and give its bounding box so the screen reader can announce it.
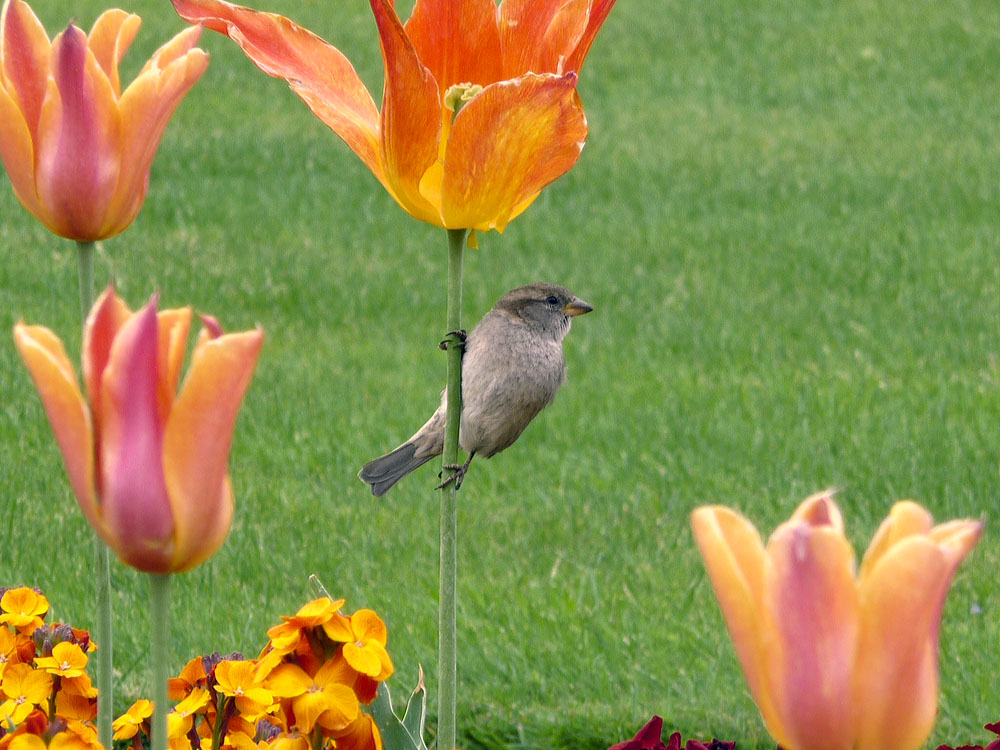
[171,0,614,233]
[0,0,208,240]
[266,659,358,734]
[14,286,263,573]
[691,491,983,750]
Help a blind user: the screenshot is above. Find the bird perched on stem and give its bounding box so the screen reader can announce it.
[359,283,593,496]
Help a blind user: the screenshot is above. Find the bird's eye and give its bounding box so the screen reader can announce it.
[545,295,559,306]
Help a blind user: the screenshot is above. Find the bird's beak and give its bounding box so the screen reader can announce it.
[564,298,594,317]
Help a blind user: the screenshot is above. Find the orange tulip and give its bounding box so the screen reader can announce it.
[13,286,263,573]
[691,490,982,750]
[0,0,208,241]
[171,0,614,233]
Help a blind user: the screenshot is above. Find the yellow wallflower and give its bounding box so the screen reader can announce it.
[0,589,48,633]
[34,642,88,678]
[113,699,154,740]
[265,659,358,734]
[0,663,54,724]
[213,660,272,719]
[322,610,393,680]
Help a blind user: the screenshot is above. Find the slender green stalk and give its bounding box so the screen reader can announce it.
[77,240,113,750]
[149,574,172,750]
[438,227,468,750]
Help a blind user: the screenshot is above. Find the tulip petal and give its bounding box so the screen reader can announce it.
[163,328,263,571]
[156,306,193,420]
[370,0,443,224]
[83,285,132,422]
[107,38,207,238]
[13,323,99,533]
[690,506,783,737]
[440,72,586,231]
[854,524,981,750]
[564,0,615,74]
[86,9,141,97]
[99,301,175,571]
[403,0,502,94]
[788,488,844,533]
[34,24,121,240]
[858,500,932,584]
[0,82,42,218]
[170,0,381,177]
[498,0,588,77]
[0,0,51,137]
[766,519,858,750]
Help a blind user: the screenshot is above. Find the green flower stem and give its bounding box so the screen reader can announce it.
[438,227,468,750]
[150,573,171,750]
[77,240,112,750]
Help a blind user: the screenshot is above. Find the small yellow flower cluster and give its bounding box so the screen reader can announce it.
[115,597,393,750]
[0,587,101,750]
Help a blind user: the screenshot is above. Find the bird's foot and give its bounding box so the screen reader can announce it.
[438,329,467,352]
[435,452,475,491]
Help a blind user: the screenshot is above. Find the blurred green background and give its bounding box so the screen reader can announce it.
[1,0,997,748]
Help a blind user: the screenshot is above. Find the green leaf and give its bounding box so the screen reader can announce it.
[371,681,428,750]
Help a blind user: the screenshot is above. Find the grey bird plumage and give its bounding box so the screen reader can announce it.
[359,283,593,496]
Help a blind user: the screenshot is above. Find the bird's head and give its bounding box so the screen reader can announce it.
[495,283,593,340]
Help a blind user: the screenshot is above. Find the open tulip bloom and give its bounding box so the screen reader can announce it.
[14,286,263,573]
[171,0,614,233]
[691,491,982,750]
[0,0,208,241]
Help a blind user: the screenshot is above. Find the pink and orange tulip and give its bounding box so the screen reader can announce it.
[171,0,614,233]
[0,0,208,241]
[691,491,982,750]
[13,286,263,573]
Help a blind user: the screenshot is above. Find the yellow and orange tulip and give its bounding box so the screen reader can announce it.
[171,0,614,233]
[13,286,263,573]
[691,491,982,750]
[0,0,208,241]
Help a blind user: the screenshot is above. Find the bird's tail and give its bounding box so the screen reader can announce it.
[359,442,437,497]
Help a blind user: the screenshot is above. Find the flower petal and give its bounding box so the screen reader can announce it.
[858,500,933,584]
[163,327,262,571]
[765,518,858,750]
[99,299,175,571]
[34,23,121,240]
[170,0,381,176]
[854,523,981,750]
[403,0,502,94]
[105,31,207,239]
[564,0,615,74]
[0,82,43,221]
[83,285,132,423]
[351,610,387,645]
[369,0,442,224]
[156,306,193,420]
[690,506,782,737]
[439,72,586,231]
[498,0,588,77]
[86,9,141,97]
[1,0,51,138]
[13,322,99,532]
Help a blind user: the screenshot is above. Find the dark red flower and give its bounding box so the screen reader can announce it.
[610,716,667,750]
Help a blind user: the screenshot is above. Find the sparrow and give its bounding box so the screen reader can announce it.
[359,283,593,496]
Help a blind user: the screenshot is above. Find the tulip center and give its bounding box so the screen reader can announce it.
[444,83,484,116]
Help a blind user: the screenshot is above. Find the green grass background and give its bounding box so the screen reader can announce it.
[1,0,998,747]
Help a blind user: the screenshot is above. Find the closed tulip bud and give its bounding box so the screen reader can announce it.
[0,0,208,240]
[691,491,982,750]
[14,286,263,573]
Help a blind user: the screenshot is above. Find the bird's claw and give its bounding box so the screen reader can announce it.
[436,459,472,491]
[438,329,468,352]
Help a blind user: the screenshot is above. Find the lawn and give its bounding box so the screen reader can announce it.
[1,0,998,748]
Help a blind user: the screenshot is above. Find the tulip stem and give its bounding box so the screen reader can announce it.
[149,573,171,750]
[77,240,112,750]
[438,227,467,750]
